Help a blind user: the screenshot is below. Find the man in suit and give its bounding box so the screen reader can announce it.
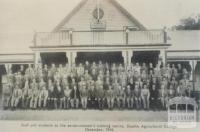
[126,85,134,109]
[106,85,114,110]
[158,84,168,110]
[49,63,57,81]
[30,78,39,109]
[63,85,71,109]
[38,84,48,109]
[25,64,34,81]
[88,85,96,109]
[134,84,142,110]
[47,79,56,109]
[21,80,32,109]
[141,84,150,110]
[70,85,80,109]
[179,75,190,96]
[150,84,159,111]
[55,81,64,109]
[96,85,105,110]
[115,85,126,109]
[11,85,22,109]
[80,84,88,110]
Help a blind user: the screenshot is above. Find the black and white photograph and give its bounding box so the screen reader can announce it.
[0,0,200,131]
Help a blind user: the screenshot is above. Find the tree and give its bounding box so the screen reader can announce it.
[174,15,200,30]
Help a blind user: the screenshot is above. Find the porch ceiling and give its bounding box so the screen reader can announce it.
[31,44,171,52]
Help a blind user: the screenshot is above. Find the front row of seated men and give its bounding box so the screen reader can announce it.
[7,78,191,111]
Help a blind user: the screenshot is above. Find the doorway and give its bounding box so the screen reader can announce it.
[132,51,160,66]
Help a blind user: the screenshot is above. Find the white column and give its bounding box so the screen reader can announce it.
[127,50,133,65]
[66,52,71,68]
[159,50,166,66]
[5,63,12,74]
[122,51,128,65]
[71,51,77,65]
[189,60,197,81]
[35,52,41,65]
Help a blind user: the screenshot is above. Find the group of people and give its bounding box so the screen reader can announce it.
[3,61,192,111]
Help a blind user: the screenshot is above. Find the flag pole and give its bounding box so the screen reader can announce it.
[97,0,100,21]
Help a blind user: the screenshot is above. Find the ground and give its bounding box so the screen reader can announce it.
[0,109,169,121]
[0,109,170,121]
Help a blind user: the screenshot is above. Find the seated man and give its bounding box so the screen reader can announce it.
[22,80,32,109]
[47,79,56,109]
[185,85,192,97]
[106,85,115,110]
[70,85,80,109]
[88,85,97,109]
[126,85,134,109]
[134,84,142,110]
[38,85,49,109]
[158,84,168,110]
[141,84,150,110]
[11,85,22,109]
[96,85,105,110]
[116,85,126,109]
[168,85,175,99]
[179,75,190,96]
[150,84,159,111]
[30,85,39,109]
[2,82,13,109]
[55,81,64,109]
[80,84,89,110]
[63,85,71,109]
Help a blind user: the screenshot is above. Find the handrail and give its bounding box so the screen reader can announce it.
[34,30,166,46]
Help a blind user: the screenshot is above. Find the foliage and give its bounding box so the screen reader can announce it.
[174,15,200,30]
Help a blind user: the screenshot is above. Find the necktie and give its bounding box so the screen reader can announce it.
[74,90,77,98]
[16,90,19,97]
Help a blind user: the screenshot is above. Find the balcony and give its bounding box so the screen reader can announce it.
[33,30,167,47]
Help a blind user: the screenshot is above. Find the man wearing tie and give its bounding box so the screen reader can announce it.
[70,85,80,109]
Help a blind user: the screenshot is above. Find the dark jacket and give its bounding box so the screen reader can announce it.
[150,89,159,100]
[70,88,80,99]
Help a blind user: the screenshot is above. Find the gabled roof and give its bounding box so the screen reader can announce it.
[52,0,146,32]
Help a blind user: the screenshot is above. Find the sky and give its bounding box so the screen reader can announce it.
[0,0,200,53]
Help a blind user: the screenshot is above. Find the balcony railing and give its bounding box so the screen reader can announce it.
[34,30,166,47]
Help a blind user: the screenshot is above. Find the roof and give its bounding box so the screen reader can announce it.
[52,0,146,32]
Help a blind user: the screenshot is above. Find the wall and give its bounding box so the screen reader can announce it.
[61,0,138,31]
